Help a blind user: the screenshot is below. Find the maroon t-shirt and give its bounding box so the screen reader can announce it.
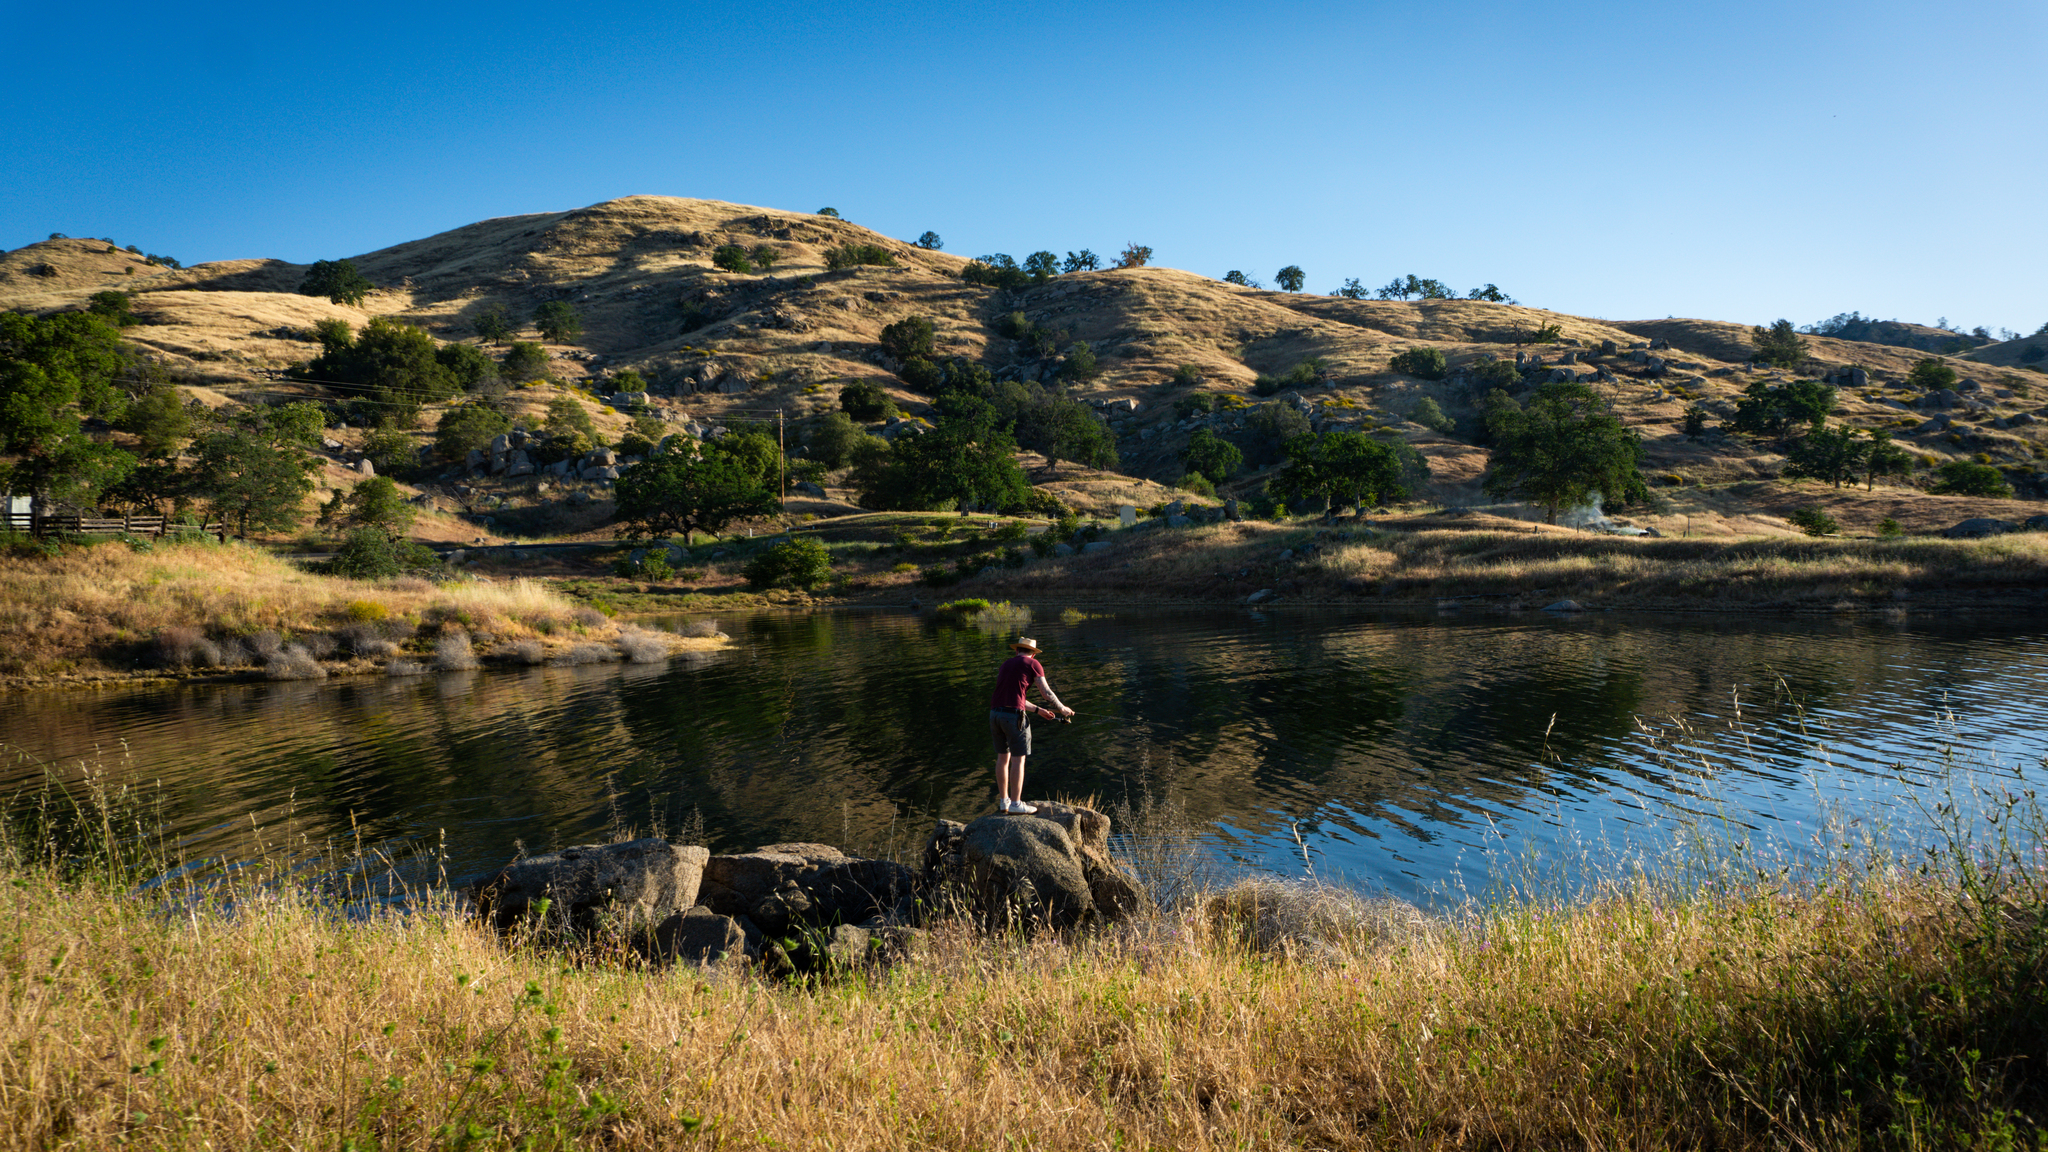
[990,653,1045,710]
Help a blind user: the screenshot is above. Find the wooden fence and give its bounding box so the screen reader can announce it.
[2,509,226,542]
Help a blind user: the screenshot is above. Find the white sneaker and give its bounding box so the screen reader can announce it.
[997,797,1016,813]
[1010,800,1038,815]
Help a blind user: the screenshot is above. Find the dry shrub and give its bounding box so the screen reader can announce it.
[1204,876,1429,959]
[264,645,326,681]
[679,618,723,639]
[335,625,397,658]
[503,639,545,665]
[385,660,427,677]
[550,643,619,667]
[244,630,284,662]
[433,629,479,671]
[299,631,339,659]
[615,625,669,664]
[571,607,608,628]
[152,626,218,668]
[212,636,251,667]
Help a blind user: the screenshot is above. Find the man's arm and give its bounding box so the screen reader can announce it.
[1031,675,1074,717]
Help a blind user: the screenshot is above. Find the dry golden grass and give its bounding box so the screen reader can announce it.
[0,538,719,682]
[2,786,2041,1150]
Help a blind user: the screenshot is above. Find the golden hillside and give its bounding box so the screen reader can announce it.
[5,195,2044,524]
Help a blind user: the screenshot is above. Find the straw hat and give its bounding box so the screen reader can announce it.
[1011,637,1041,654]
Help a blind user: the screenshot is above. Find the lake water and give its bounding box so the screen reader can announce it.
[4,606,2045,905]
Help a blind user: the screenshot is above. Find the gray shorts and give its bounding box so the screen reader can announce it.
[989,708,1031,756]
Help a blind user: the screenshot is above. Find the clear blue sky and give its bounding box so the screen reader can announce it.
[5,1,2042,335]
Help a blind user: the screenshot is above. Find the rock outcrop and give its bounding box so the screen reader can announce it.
[476,838,708,940]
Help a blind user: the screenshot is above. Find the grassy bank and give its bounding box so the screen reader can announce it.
[951,515,2048,612]
[2,767,2043,1149]
[0,537,725,685]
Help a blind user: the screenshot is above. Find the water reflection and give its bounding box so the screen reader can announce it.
[3,607,2045,905]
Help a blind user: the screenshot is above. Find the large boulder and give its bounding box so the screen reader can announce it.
[960,817,1096,929]
[476,838,708,940]
[649,906,747,965]
[697,848,830,916]
[1941,518,2018,539]
[926,803,1145,930]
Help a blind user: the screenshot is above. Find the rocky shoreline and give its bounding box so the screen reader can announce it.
[474,801,1144,977]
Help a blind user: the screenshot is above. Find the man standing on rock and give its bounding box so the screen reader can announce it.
[989,637,1073,815]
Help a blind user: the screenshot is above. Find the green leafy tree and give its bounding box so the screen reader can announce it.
[1333,278,1368,299]
[1025,398,1116,473]
[879,316,936,363]
[304,317,458,421]
[1378,274,1454,300]
[805,411,868,469]
[471,304,513,344]
[435,404,511,460]
[1115,243,1152,269]
[1274,431,1414,511]
[750,245,778,271]
[1864,430,1913,490]
[1408,396,1456,434]
[1466,284,1512,302]
[533,301,583,344]
[1481,381,1647,523]
[1224,270,1254,287]
[712,244,753,273]
[87,290,138,326]
[545,396,600,445]
[1238,401,1312,468]
[915,232,943,250]
[1906,358,1958,391]
[816,207,840,218]
[1057,341,1099,383]
[0,310,137,504]
[1389,348,1447,381]
[701,428,782,493]
[501,341,549,383]
[961,255,1029,290]
[1788,507,1839,536]
[189,403,324,536]
[1782,423,1869,487]
[298,259,373,306]
[824,243,895,270]
[1023,251,1061,282]
[852,417,1030,512]
[323,528,439,579]
[1062,250,1099,273]
[1682,405,1708,438]
[1928,460,2013,498]
[1471,358,1522,391]
[744,537,833,591]
[1729,378,1836,443]
[839,380,896,422]
[117,383,193,461]
[435,343,499,392]
[1749,319,1807,368]
[613,451,778,542]
[1182,428,1243,480]
[1275,265,1305,292]
[319,474,416,537]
